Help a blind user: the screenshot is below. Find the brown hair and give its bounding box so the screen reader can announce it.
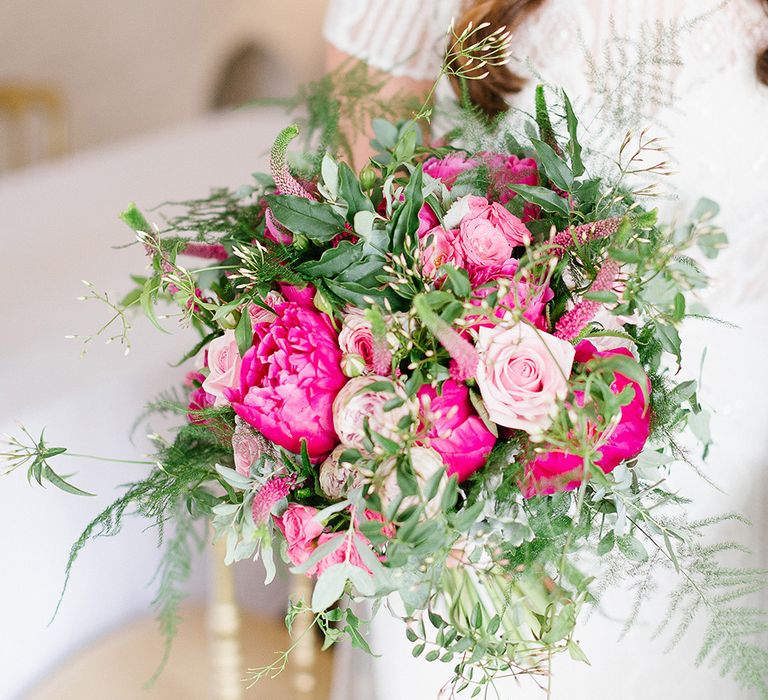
[454,0,768,116]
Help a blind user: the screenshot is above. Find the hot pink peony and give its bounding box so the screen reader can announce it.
[418,380,496,481]
[523,341,651,496]
[423,153,478,187]
[202,330,242,406]
[476,321,575,437]
[226,301,346,461]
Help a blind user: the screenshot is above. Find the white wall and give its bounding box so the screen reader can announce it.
[0,1,328,153]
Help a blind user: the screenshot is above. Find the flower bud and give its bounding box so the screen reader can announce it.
[359,164,377,191]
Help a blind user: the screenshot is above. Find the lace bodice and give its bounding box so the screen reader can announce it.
[325,0,768,303]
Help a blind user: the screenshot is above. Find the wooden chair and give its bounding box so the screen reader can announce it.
[0,84,69,171]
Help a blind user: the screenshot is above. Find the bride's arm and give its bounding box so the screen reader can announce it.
[323,0,461,166]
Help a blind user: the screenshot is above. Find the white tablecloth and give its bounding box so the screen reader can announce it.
[0,107,293,699]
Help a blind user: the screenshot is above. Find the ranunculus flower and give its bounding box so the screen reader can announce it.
[315,531,372,577]
[451,196,530,274]
[227,301,346,461]
[275,503,324,572]
[338,308,374,376]
[231,418,267,477]
[523,341,651,496]
[476,321,575,437]
[470,259,553,329]
[319,444,364,500]
[419,225,464,281]
[202,330,242,407]
[332,376,414,450]
[247,290,286,326]
[186,371,215,424]
[423,153,478,187]
[418,380,496,481]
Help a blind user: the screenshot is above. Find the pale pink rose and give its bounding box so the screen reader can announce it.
[338,308,374,376]
[315,531,372,577]
[332,376,414,450]
[476,321,575,437]
[202,330,242,407]
[443,195,488,229]
[231,418,266,477]
[453,197,530,272]
[419,225,464,281]
[248,290,286,326]
[275,504,324,572]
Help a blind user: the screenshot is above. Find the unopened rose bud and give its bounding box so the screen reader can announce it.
[341,352,367,378]
[359,164,377,191]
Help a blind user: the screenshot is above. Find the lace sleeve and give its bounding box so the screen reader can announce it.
[324,0,461,80]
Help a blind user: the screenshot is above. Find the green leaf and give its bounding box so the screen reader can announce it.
[338,162,374,221]
[508,185,570,216]
[298,241,364,278]
[563,92,585,176]
[530,138,573,191]
[597,531,615,556]
[41,465,95,497]
[567,639,591,665]
[617,534,649,562]
[654,322,682,363]
[311,563,350,612]
[140,274,168,334]
[234,310,252,357]
[542,604,576,643]
[265,194,345,242]
[442,264,472,299]
[390,167,424,254]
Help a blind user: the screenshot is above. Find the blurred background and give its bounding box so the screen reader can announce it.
[0,2,335,699]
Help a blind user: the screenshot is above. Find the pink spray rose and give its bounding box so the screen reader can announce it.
[470,259,553,330]
[451,196,530,273]
[275,503,325,572]
[423,153,478,187]
[476,321,575,437]
[332,376,414,450]
[247,290,286,326]
[202,330,242,407]
[418,380,496,481]
[523,341,651,496]
[419,225,464,281]
[226,301,346,461]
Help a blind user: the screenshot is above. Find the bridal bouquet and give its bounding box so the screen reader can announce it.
[5,25,765,698]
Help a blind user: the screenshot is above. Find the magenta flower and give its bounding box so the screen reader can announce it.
[418,380,496,481]
[186,371,215,424]
[523,341,651,497]
[226,301,347,461]
[423,153,478,187]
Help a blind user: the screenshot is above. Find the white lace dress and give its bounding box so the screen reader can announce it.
[324,1,768,698]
